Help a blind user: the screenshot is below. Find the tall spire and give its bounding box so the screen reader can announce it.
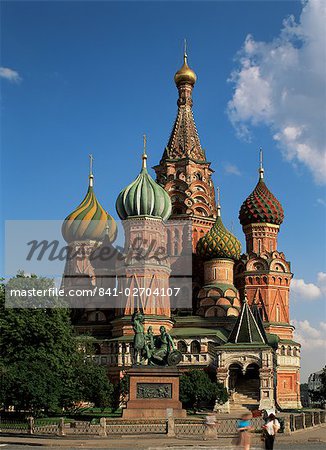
[142,134,147,169]
[88,153,94,187]
[162,44,205,162]
[259,147,264,180]
[217,187,221,217]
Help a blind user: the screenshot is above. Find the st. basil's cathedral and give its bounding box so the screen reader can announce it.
[61,50,302,411]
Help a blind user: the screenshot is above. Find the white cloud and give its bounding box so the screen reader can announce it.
[317,272,326,295]
[227,0,326,184]
[291,277,322,300]
[317,198,326,207]
[224,163,241,176]
[292,319,326,349]
[292,319,326,381]
[0,67,22,83]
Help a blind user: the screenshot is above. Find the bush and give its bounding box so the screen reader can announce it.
[179,369,228,410]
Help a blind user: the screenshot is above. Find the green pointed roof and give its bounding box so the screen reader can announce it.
[227,298,267,344]
[116,150,172,221]
[196,202,241,260]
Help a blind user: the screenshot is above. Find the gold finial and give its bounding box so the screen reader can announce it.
[184,38,187,61]
[259,148,264,179]
[217,187,221,217]
[174,40,197,87]
[88,153,94,187]
[244,290,248,303]
[142,134,147,169]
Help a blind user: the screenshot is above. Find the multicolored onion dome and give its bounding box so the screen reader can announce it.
[174,53,197,87]
[116,151,172,221]
[62,175,117,243]
[196,214,242,261]
[239,178,284,227]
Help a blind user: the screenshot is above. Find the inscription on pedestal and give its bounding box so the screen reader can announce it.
[136,383,172,399]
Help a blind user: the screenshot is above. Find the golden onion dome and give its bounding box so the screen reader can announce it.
[174,53,197,87]
[62,158,117,243]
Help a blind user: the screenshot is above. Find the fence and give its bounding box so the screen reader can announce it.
[1,410,325,437]
[280,410,326,434]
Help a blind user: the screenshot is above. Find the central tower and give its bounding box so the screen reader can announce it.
[154,47,217,252]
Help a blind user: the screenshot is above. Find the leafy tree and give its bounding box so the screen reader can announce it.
[309,367,326,407]
[179,369,228,410]
[0,274,113,414]
[300,383,310,407]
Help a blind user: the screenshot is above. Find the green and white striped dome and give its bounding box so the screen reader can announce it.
[116,151,172,221]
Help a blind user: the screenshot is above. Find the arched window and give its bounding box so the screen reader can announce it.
[276,305,280,322]
[286,346,292,356]
[195,207,208,217]
[190,340,201,354]
[281,345,286,356]
[177,341,187,354]
[293,347,298,357]
[195,196,207,204]
[258,239,261,254]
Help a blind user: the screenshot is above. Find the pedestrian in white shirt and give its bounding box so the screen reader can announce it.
[262,413,280,449]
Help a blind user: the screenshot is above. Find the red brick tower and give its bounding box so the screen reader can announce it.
[235,151,301,408]
[113,141,173,337]
[154,47,217,253]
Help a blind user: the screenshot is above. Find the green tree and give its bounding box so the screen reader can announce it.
[0,274,113,414]
[179,369,228,410]
[309,367,326,407]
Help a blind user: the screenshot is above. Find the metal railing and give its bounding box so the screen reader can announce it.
[1,410,325,437]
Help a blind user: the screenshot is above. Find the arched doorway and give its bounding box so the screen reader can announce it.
[229,363,243,391]
[228,362,260,400]
[242,363,260,398]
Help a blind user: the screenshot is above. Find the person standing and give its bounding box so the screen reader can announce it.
[262,413,280,449]
[237,413,252,450]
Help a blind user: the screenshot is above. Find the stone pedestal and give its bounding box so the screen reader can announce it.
[122,366,186,418]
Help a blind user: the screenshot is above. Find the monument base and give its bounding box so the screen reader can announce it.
[122,366,187,419]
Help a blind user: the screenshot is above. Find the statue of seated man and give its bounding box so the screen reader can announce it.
[149,325,176,365]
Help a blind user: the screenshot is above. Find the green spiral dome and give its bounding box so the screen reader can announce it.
[116,157,172,221]
[196,215,241,260]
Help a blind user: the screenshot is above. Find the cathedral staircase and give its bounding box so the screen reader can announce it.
[229,380,260,413]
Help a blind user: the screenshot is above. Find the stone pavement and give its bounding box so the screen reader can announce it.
[0,424,325,449]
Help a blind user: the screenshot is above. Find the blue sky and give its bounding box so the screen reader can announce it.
[1,0,325,380]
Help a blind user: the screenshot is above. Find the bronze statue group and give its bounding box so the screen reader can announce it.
[132,311,182,366]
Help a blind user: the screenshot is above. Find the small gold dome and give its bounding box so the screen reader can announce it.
[174,54,197,86]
